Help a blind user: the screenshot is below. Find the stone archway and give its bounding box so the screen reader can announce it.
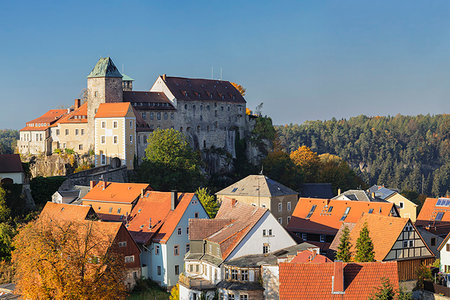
[111,157,121,169]
[1,178,13,185]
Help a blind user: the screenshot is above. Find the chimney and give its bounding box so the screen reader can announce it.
[74,99,81,109]
[90,180,97,189]
[332,261,345,295]
[148,218,152,229]
[171,191,178,210]
[162,74,166,81]
[371,192,375,199]
[141,189,145,198]
[337,188,341,196]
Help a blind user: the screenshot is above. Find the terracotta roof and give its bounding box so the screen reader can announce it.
[20,109,68,131]
[438,232,450,251]
[279,261,399,299]
[216,175,298,197]
[416,198,450,227]
[126,191,197,244]
[0,154,23,173]
[287,198,397,235]
[162,76,246,104]
[40,202,98,221]
[189,219,232,240]
[57,103,88,124]
[124,91,175,111]
[190,198,268,260]
[94,102,133,118]
[82,181,150,204]
[328,222,356,252]
[290,250,332,263]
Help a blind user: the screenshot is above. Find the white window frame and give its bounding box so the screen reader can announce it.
[287,202,291,211]
[278,203,282,212]
[124,255,135,263]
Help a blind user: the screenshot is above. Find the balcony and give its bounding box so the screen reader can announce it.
[178,273,216,291]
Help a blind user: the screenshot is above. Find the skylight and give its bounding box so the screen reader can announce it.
[306,205,317,219]
[436,212,445,221]
[328,206,333,213]
[231,188,238,193]
[340,207,351,221]
[368,208,374,214]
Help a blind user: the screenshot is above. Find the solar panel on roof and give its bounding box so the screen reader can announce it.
[436,198,450,207]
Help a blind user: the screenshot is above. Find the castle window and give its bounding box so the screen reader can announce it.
[207,105,210,111]
[113,121,117,128]
[200,105,203,111]
[75,129,79,135]
[193,105,196,111]
[180,127,183,132]
[203,141,206,148]
[164,112,168,120]
[101,122,105,129]
[101,136,105,144]
[184,104,187,110]
[221,106,224,111]
[129,135,133,143]
[170,113,174,119]
[157,112,161,120]
[142,112,146,119]
[56,129,59,135]
[94,91,98,97]
[150,112,154,120]
[65,129,69,135]
[200,115,203,121]
[81,129,84,135]
[129,121,133,128]
[197,126,200,133]
[79,144,83,150]
[113,136,118,144]
[228,106,230,111]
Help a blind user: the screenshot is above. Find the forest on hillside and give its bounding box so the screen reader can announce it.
[276,114,449,197]
[0,130,18,155]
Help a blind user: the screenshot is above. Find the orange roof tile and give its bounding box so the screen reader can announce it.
[290,250,332,263]
[279,261,399,299]
[416,198,450,227]
[82,181,150,204]
[287,198,398,235]
[126,191,197,244]
[57,103,88,124]
[40,202,97,221]
[94,102,133,118]
[20,109,68,131]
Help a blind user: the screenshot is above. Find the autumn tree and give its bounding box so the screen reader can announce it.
[12,218,127,300]
[318,154,365,193]
[230,82,246,96]
[354,222,375,262]
[169,284,179,300]
[196,187,219,218]
[336,225,352,262]
[290,146,321,182]
[137,129,204,191]
[262,150,303,190]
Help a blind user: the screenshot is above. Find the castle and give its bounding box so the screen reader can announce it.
[18,57,249,170]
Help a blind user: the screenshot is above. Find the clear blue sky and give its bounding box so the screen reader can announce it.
[1,0,449,129]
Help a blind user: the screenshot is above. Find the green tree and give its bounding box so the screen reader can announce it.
[336,225,352,262]
[196,188,218,218]
[262,150,303,190]
[0,187,11,223]
[354,222,375,262]
[0,223,14,260]
[137,129,204,191]
[169,284,179,300]
[369,277,396,300]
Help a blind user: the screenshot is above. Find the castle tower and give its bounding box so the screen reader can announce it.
[86,57,123,148]
[122,74,134,91]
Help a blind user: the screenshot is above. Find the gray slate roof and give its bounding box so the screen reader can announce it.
[216,175,298,197]
[300,183,333,199]
[333,189,386,202]
[223,242,318,268]
[87,57,122,78]
[367,185,397,200]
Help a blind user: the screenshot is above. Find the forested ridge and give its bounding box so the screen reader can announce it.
[0,130,18,155]
[276,114,449,197]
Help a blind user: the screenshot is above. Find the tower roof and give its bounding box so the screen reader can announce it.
[121,74,134,81]
[87,57,122,78]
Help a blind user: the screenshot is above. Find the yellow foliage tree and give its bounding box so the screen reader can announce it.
[230,82,246,96]
[290,146,320,182]
[319,153,342,163]
[12,218,127,300]
[169,284,179,300]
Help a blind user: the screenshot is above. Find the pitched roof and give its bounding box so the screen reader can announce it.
[300,183,334,199]
[328,222,357,253]
[216,175,298,197]
[123,91,175,111]
[40,202,97,221]
[94,102,134,118]
[279,261,399,299]
[290,250,332,263]
[189,219,233,240]
[333,189,379,202]
[287,198,397,235]
[0,154,23,173]
[438,232,450,251]
[332,214,413,261]
[82,181,150,204]
[56,102,88,124]
[162,76,246,104]
[367,185,397,200]
[20,109,68,131]
[416,198,450,227]
[126,191,197,244]
[87,57,122,78]
[190,198,268,260]
[122,74,134,81]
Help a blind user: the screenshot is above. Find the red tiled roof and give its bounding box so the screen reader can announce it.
[0,154,23,173]
[82,181,150,204]
[40,202,97,221]
[290,250,332,263]
[20,109,68,131]
[57,103,88,124]
[287,198,397,235]
[189,198,267,260]
[95,102,133,118]
[416,198,450,227]
[163,76,246,104]
[126,191,197,244]
[279,261,399,299]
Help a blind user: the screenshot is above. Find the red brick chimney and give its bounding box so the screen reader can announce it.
[74,99,81,109]
[332,261,345,295]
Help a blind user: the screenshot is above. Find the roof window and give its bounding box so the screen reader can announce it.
[327,206,333,213]
[231,188,238,193]
[340,207,351,221]
[306,205,317,219]
[436,212,445,221]
[368,208,374,214]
